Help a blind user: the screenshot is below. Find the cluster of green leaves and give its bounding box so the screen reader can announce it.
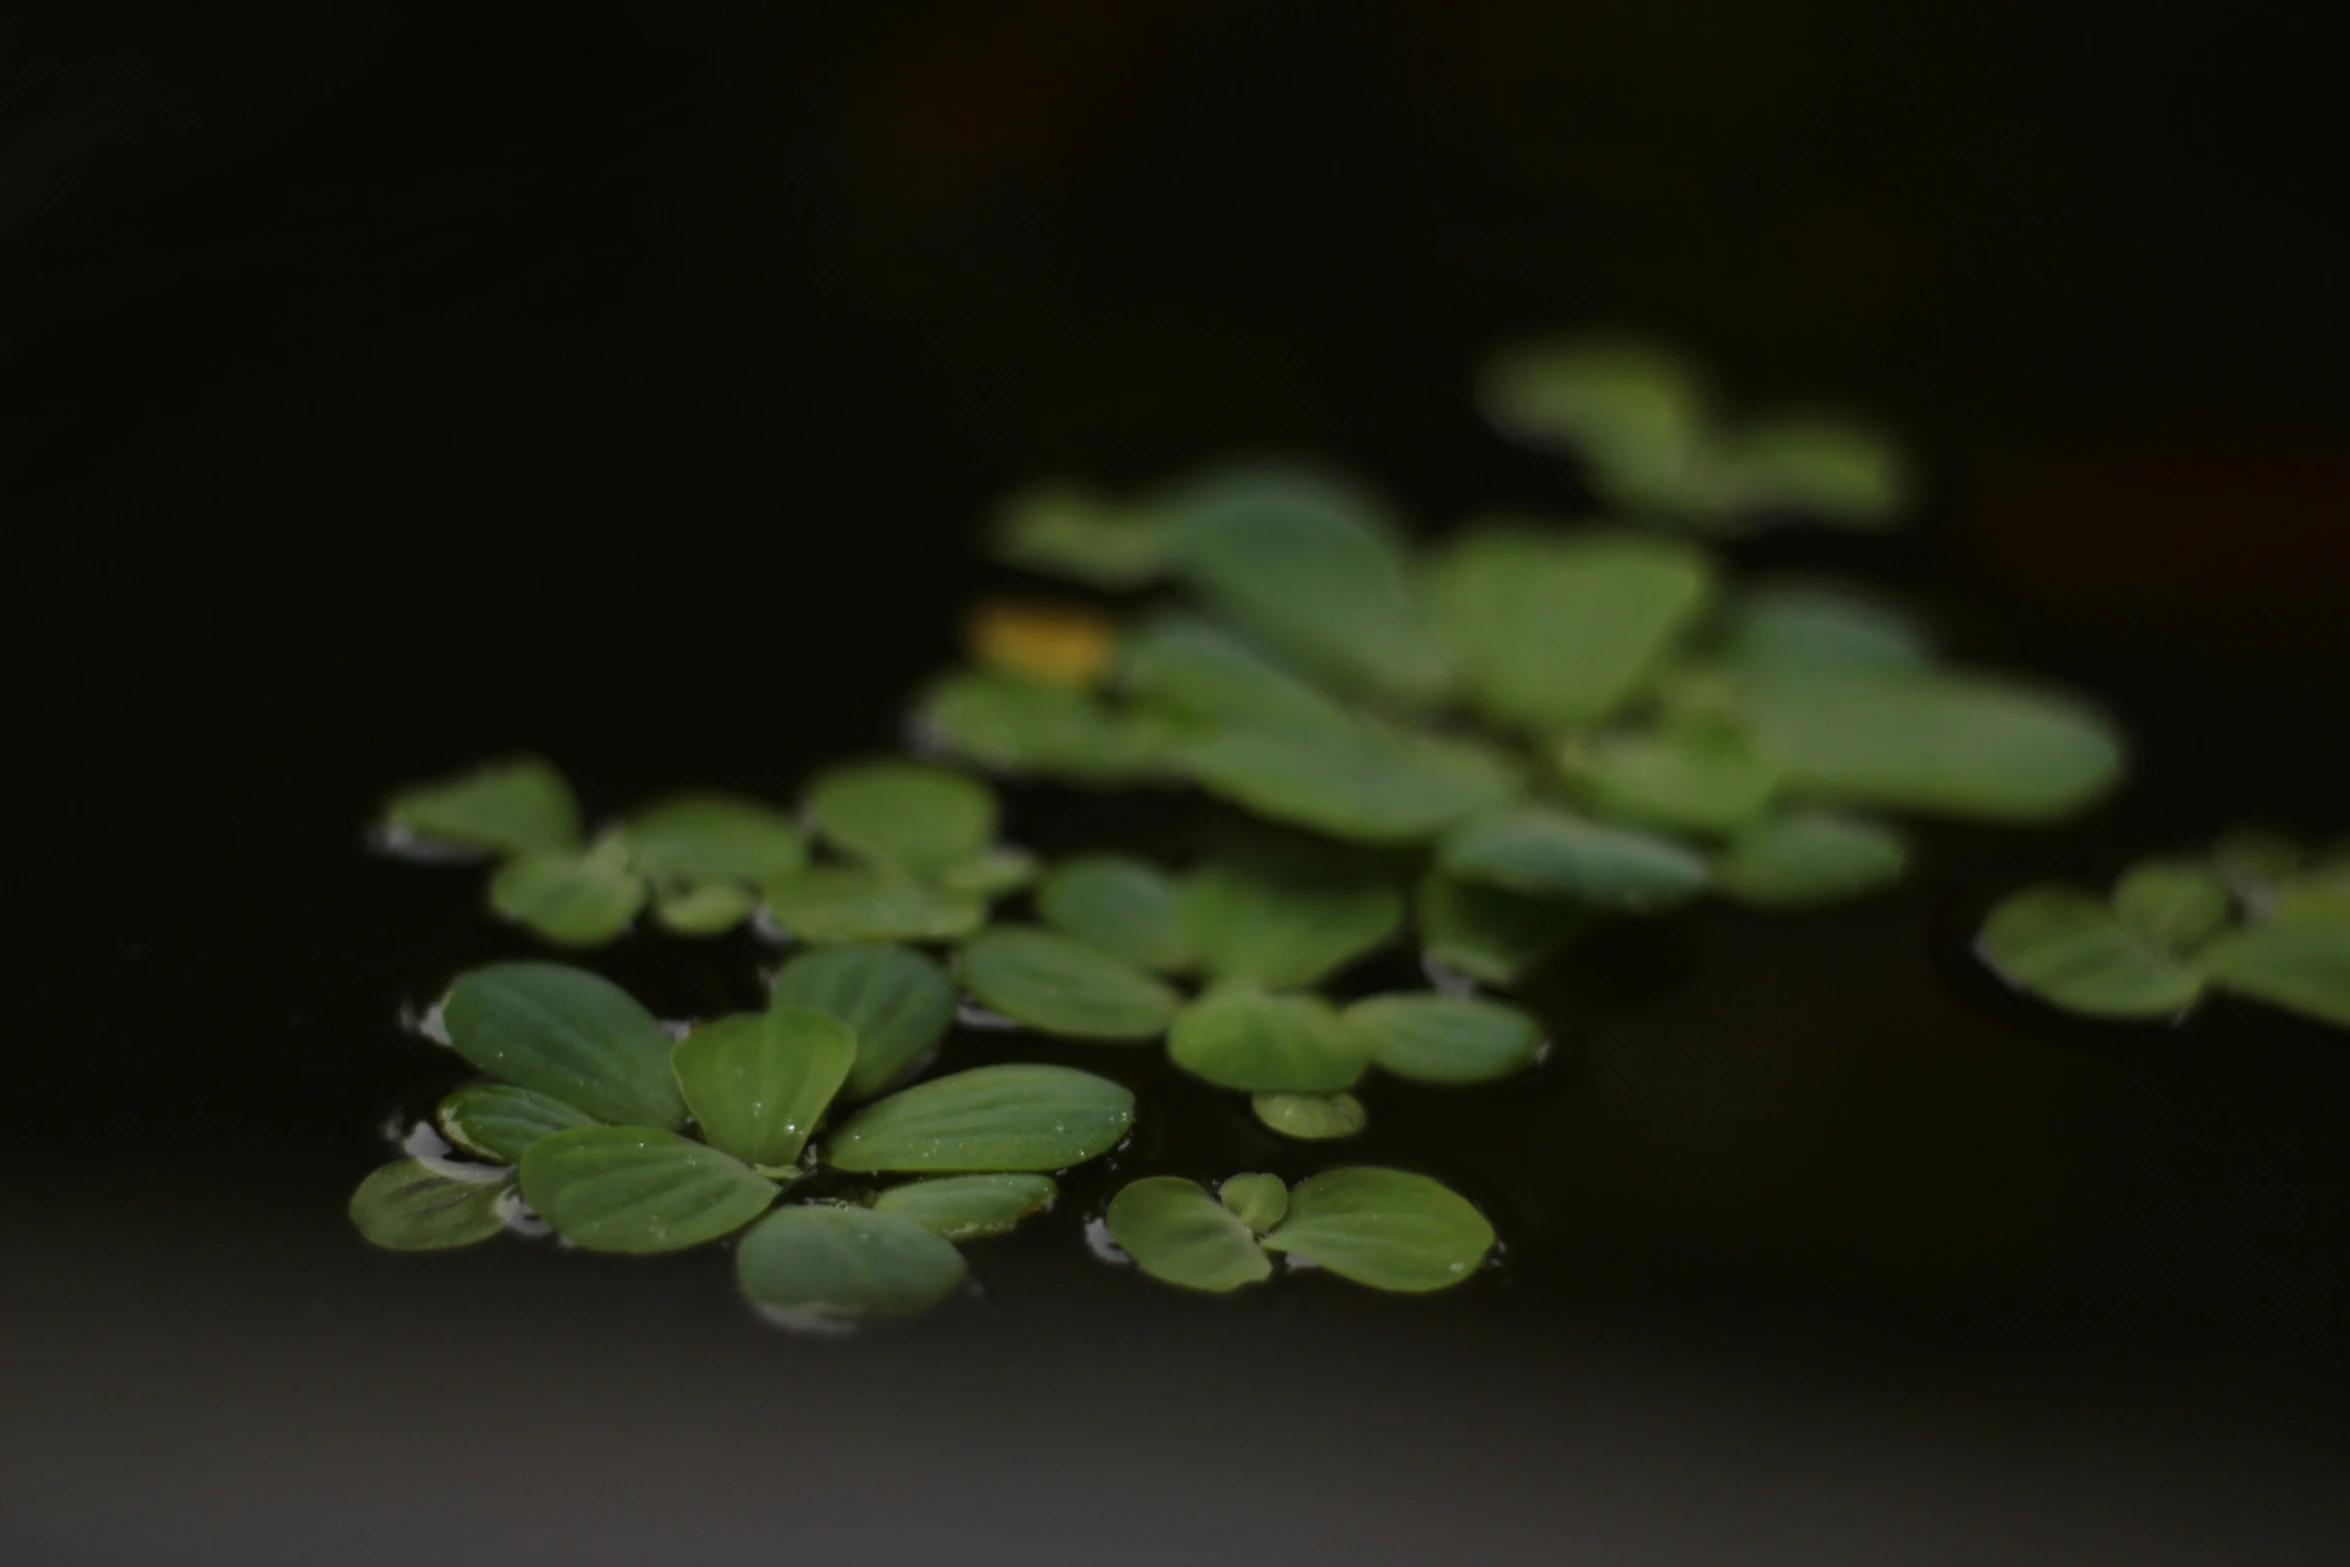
[1478,335,1910,533]
[380,758,1038,946]
[1104,1167,1494,1294]
[1978,829,2350,1028]
[351,961,1125,1329]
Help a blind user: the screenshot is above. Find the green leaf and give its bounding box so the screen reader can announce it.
[825,1063,1136,1173]
[669,1009,855,1173]
[990,481,1172,589]
[1414,870,1592,985]
[437,1084,599,1165]
[1261,1167,1495,1292]
[1345,993,1544,1085]
[349,1159,511,1251]
[1431,527,1716,733]
[441,963,687,1129]
[1710,808,1908,908]
[2197,919,2350,1028]
[2111,859,2232,954]
[1037,854,1192,970]
[871,1173,1058,1241]
[2211,828,2303,908]
[651,880,758,936]
[1105,1177,1272,1293]
[736,1203,968,1329]
[381,756,580,856]
[1178,718,1522,845]
[1440,803,1709,912]
[958,927,1181,1041]
[1718,416,1910,528]
[1731,671,2125,822]
[915,669,1171,783]
[1168,984,1368,1093]
[519,1127,777,1253]
[807,761,998,873]
[1714,580,1933,674]
[1118,613,1353,732]
[1478,338,1711,506]
[762,866,987,943]
[1251,1091,1367,1140]
[934,846,1040,897]
[770,943,958,1100]
[488,836,647,946]
[620,793,807,886]
[1165,463,1452,706]
[1218,1173,1288,1234]
[1976,886,2203,1019]
[1179,853,1404,990]
[1563,725,1776,834]
[2275,866,2350,924]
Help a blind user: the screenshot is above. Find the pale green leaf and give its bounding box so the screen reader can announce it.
[441,963,687,1129]
[437,1084,599,1165]
[488,836,646,946]
[1037,854,1192,970]
[806,761,998,873]
[990,481,1172,588]
[1168,984,1367,1094]
[2111,859,2232,954]
[1414,870,1592,985]
[825,1063,1136,1173]
[519,1127,776,1253]
[2197,919,2350,1028]
[1118,613,1353,732]
[621,793,806,886]
[1732,670,2125,821]
[762,866,987,944]
[1179,853,1404,989]
[1105,1176,1272,1293]
[871,1174,1057,1240]
[670,1009,855,1173]
[958,927,1180,1041]
[1714,580,1933,674]
[1218,1173,1288,1234]
[1251,1091,1368,1140]
[736,1203,967,1329]
[915,669,1172,783]
[349,1159,511,1251]
[1440,803,1709,912]
[1431,526,1716,733]
[1563,725,1775,834]
[381,756,580,856]
[1478,338,1711,507]
[934,846,1040,897]
[651,880,758,936]
[770,943,958,1100]
[1165,463,1451,706]
[1719,416,1911,528]
[1178,718,1522,845]
[1260,1167,1494,1292]
[1345,993,1544,1085]
[1977,886,2203,1019]
[1710,808,1908,909]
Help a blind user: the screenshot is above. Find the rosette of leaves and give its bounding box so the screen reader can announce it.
[1979,831,2350,1029]
[1104,1168,1495,1294]
[350,962,1133,1329]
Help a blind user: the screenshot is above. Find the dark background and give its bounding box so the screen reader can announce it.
[7,4,2349,1563]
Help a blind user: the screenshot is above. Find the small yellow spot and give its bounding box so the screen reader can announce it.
[966,600,1120,688]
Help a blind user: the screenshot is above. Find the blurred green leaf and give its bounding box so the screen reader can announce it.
[1037,854,1192,971]
[1414,870,1592,986]
[489,836,646,946]
[1713,580,1934,674]
[933,846,1040,897]
[958,927,1181,1041]
[1119,613,1353,732]
[1710,808,1908,908]
[382,756,580,856]
[1345,993,1544,1086]
[762,866,987,944]
[2111,859,2232,954]
[2197,919,2350,1028]
[1168,984,1367,1094]
[650,880,759,936]
[620,793,807,887]
[1178,718,1521,845]
[1179,853,1403,990]
[1441,803,1709,912]
[1719,416,1910,528]
[1432,526,1716,734]
[736,1204,967,1329]
[990,481,1172,589]
[1977,886,2203,1019]
[807,761,998,873]
[1564,724,1776,835]
[871,1173,1057,1241]
[916,668,1172,783]
[1250,1090,1368,1140]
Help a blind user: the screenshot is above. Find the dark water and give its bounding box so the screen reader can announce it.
[9,7,2350,1564]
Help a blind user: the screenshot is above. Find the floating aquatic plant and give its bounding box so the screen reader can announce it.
[362,333,2203,1330]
